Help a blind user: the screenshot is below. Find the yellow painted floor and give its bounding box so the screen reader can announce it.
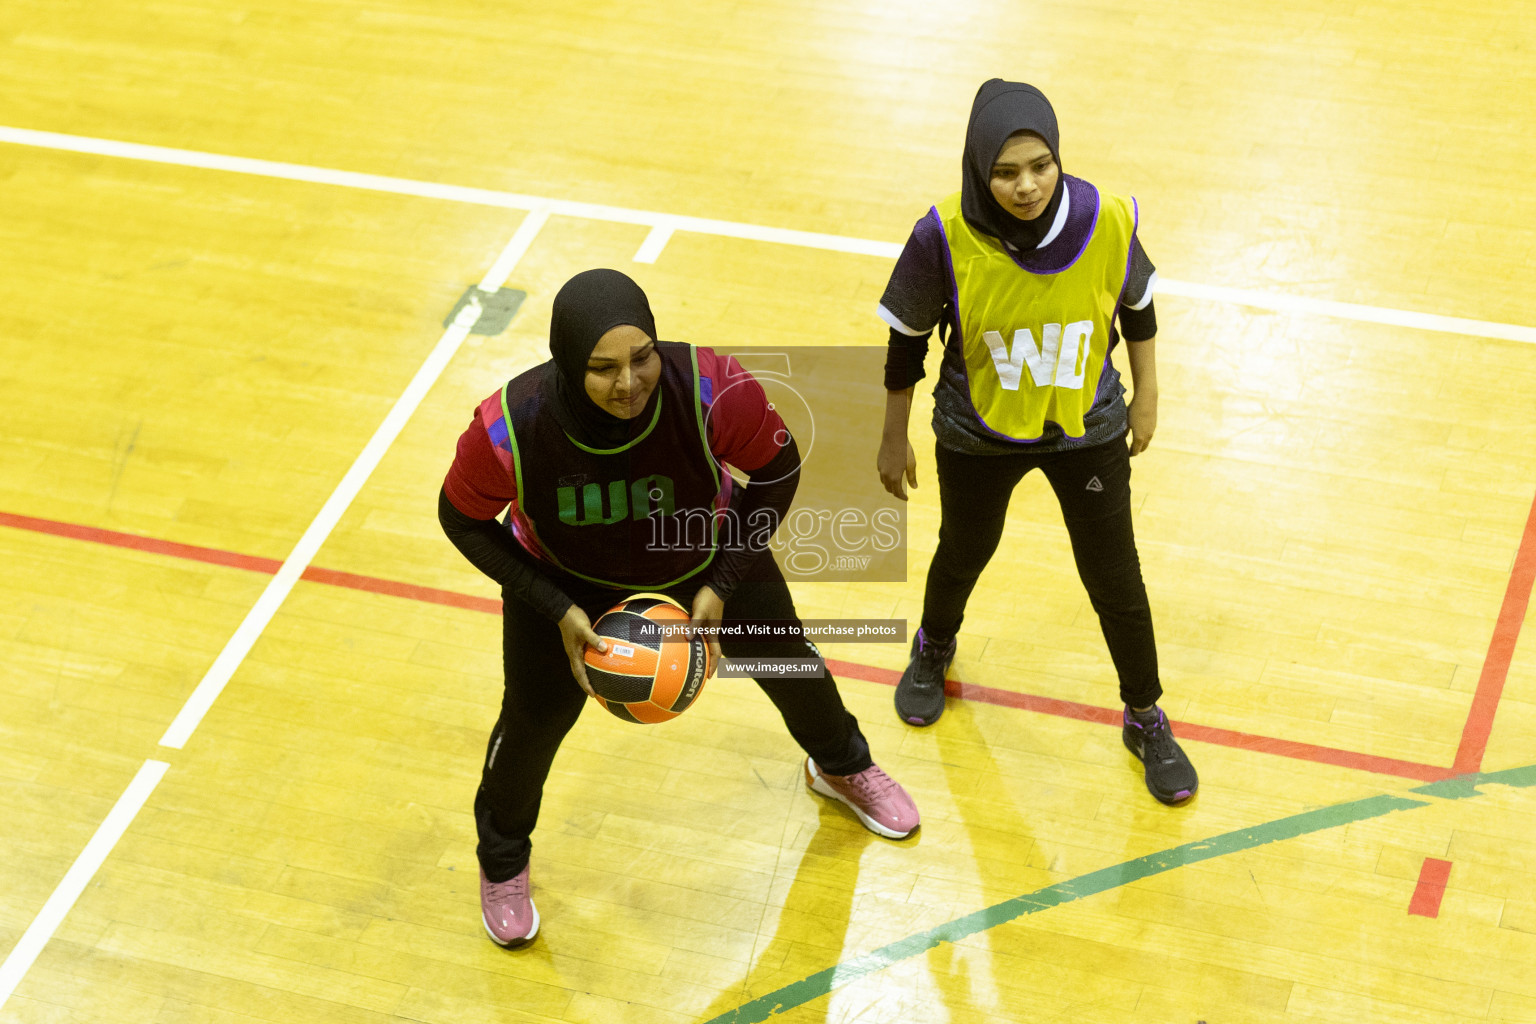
[2,1,1536,1021]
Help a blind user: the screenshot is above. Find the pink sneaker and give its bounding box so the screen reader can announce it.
[480,865,539,946]
[804,758,921,839]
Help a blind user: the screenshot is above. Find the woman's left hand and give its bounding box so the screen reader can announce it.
[1128,395,1157,456]
[690,585,725,678]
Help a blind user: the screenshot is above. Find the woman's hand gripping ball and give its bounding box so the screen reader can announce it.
[558,604,607,695]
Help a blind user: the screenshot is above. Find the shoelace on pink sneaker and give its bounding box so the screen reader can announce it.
[841,765,898,803]
[485,874,529,902]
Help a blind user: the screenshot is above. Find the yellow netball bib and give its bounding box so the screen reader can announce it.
[935,188,1136,440]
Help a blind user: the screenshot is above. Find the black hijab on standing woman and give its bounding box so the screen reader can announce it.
[547,268,660,449]
[960,79,1065,251]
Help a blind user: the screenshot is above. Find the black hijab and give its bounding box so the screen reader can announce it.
[960,79,1065,251]
[547,268,660,449]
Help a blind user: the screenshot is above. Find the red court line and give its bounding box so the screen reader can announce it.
[0,511,505,616]
[0,510,284,574]
[1452,488,1536,774]
[825,659,1453,783]
[1408,857,1453,918]
[300,566,502,615]
[0,509,1498,784]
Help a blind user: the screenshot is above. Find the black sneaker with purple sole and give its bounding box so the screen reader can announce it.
[1122,706,1199,804]
[894,628,957,726]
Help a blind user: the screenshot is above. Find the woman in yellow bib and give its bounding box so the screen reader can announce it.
[876,80,1198,804]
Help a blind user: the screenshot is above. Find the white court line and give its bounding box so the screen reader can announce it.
[158,209,549,749]
[0,126,896,259]
[3,124,1531,345]
[633,221,675,263]
[0,200,547,1018]
[1156,279,1536,345]
[0,760,169,1010]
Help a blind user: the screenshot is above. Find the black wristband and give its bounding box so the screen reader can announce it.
[1119,298,1157,342]
[884,327,932,391]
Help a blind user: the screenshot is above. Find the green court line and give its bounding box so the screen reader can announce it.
[705,764,1536,1023]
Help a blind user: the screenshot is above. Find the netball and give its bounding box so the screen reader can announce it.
[584,594,713,723]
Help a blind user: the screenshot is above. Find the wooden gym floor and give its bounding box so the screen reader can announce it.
[2,1,1535,1021]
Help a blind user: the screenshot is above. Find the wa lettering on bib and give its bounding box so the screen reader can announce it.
[935,188,1136,441]
[556,474,676,526]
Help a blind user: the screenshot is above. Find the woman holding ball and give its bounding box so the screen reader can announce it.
[439,268,919,947]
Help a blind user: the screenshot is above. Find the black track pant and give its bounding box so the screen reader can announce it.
[919,435,1162,709]
[476,551,871,882]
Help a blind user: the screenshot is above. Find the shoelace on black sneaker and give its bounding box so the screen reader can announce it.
[912,637,954,685]
[1140,714,1182,765]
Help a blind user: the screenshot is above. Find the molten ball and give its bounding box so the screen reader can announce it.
[584,594,713,723]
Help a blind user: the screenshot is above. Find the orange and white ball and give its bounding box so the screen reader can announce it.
[583,594,714,723]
